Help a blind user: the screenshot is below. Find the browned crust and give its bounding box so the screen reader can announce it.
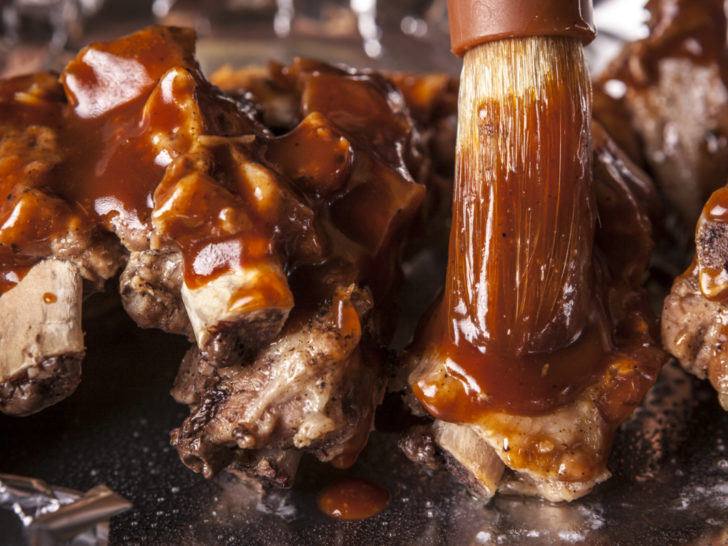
[202,308,289,367]
[398,423,443,471]
[0,354,83,416]
[226,450,303,489]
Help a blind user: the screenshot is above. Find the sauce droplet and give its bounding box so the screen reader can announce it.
[42,292,57,304]
[318,478,389,521]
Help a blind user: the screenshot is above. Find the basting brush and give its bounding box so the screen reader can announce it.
[445,0,598,357]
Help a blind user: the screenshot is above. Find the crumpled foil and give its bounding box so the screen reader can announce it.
[0,474,130,546]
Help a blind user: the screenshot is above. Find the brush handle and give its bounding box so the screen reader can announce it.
[448,0,596,56]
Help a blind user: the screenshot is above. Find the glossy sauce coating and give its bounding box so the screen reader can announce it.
[0,73,77,288]
[413,306,610,417]
[0,28,199,292]
[0,28,425,305]
[267,59,425,304]
[0,27,283,295]
[318,478,389,520]
[60,26,197,235]
[0,251,36,294]
[42,291,57,303]
[696,186,728,301]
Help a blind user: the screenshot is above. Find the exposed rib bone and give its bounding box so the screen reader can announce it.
[0,259,83,416]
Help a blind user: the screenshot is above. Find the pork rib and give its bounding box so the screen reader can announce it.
[169,58,430,483]
[595,0,728,226]
[402,123,665,501]
[170,285,385,482]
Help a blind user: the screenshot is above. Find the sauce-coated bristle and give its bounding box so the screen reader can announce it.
[447,37,594,355]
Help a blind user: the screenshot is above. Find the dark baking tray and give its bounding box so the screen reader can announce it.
[2,1,728,544]
[1,292,728,545]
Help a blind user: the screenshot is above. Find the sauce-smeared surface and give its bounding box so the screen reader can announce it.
[318,478,389,521]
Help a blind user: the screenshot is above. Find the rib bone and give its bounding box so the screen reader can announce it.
[0,259,83,416]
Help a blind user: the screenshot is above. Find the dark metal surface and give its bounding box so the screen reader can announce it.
[1,292,728,545]
[3,2,728,544]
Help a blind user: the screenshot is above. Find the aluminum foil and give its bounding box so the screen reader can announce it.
[0,474,130,546]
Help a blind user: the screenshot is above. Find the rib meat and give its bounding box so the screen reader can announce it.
[119,249,190,337]
[169,58,431,484]
[171,285,384,482]
[402,123,665,502]
[59,29,314,364]
[662,268,728,409]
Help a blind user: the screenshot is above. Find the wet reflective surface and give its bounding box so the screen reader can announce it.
[1,292,727,544]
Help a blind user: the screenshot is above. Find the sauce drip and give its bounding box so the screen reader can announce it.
[318,478,389,521]
[42,292,57,303]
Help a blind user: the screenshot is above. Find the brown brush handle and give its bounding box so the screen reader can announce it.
[448,0,596,56]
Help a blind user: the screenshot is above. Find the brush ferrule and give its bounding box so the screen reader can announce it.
[447,0,595,57]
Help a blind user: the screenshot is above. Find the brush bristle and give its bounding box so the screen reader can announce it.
[446,36,595,355]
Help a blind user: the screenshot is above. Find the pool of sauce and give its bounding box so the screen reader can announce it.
[318,478,389,521]
[412,304,611,418]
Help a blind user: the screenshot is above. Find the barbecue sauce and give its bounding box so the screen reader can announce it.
[411,37,602,417]
[0,73,74,287]
[0,27,283,294]
[0,27,198,290]
[0,27,424,304]
[0,251,36,294]
[318,478,389,521]
[42,292,57,303]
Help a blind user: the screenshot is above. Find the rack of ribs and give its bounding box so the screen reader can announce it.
[0,19,673,499]
[0,26,444,485]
